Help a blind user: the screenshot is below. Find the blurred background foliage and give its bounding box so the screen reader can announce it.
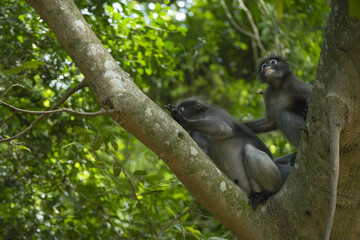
[0,0,329,239]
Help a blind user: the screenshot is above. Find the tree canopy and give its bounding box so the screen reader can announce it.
[1,0,331,239]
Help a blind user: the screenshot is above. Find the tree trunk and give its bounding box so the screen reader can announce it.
[268,1,360,239]
[25,0,360,239]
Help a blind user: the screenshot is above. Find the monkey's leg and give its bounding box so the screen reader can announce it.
[244,144,282,192]
[243,144,282,209]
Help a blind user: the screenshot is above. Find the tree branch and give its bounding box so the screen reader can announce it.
[238,0,265,52]
[156,202,194,240]
[121,158,158,236]
[219,0,265,57]
[219,0,255,38]
[0,100,117,116]
[0,80,88,143]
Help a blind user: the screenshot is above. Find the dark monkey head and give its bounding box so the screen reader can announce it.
[176,98,208,119]
[258,56,292,87]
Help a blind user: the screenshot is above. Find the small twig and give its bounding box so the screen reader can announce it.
[256,0,282,52]
[144,25,165,31]
[101,170,131,191]
[0,111,17,128]
[156,202,194,240]
[0,100,117,116]
[257,0,269,15]
[219,0,256,38]
[251,38,259,60]
[122,160,158,236]
[194,210,214,220]
[0,80,88,143]
[1,84,24,98]
[238,0,265,52]
[103,151,158,235]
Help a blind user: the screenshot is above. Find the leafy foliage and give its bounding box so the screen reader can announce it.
[0,0,329,239]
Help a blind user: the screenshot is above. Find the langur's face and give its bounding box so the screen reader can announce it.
[258,57,291,83]
[177,99,207,119]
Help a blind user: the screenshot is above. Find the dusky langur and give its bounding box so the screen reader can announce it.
[243,56,313,147]
[165,99,289,209]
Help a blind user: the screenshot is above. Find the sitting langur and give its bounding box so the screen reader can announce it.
[165,99,285,209]
[243,56,313,147]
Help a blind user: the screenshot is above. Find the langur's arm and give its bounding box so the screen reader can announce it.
[243,117,277,133]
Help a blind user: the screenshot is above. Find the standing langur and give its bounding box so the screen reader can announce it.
[243,56,313,147]
[165,99,285,209]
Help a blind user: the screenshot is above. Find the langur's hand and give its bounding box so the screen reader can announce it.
[164,104,187,127]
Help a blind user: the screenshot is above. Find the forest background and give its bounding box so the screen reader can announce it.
[0,0,331,239]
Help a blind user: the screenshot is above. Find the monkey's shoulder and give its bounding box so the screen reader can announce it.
[203,107,234,121]
[285,76,313,93]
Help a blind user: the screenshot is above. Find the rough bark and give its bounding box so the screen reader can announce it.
[269,1,360,239]
[25,0,360,239]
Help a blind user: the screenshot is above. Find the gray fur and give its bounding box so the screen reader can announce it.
[165,99,284,209]
[244,56,313,147]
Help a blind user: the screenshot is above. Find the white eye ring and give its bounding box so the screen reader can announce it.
[261,63,267,70]
[269,59,277,65]
[179,107,184,113]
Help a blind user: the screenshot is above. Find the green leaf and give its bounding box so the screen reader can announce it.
[133,170,148,176]
[17,145,31,152]
[113,157,121,177]
[91,134,103,151]
[61,142,80,149]
[3,66,24,75]
[154,3,161,13]
[166,207,176,217]
[145,67,152,75]
[168,24,176,31]
[22,60,46,69]
[111,138,118,151]
[164,41,174,50]
[136,67,144,75]
[185,226,205,240]
[176,26,188,36]
[180,207,189,221]
[119,2,128,14]
[132,9,144,18]
[137,60,147,66]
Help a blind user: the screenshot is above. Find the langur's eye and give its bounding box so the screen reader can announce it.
[179,107,184,113]
[270,59,278,65]
[261,63,267,70]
